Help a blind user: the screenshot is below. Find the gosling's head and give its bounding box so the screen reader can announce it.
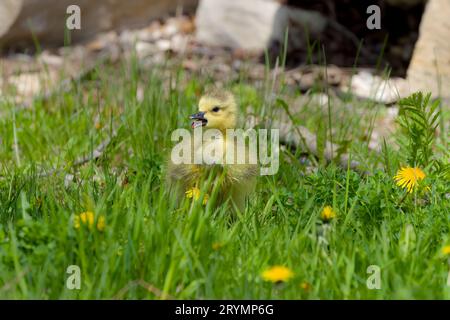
[190,90,238,131]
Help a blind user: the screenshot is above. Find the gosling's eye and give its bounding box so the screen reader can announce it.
[212,106,220,112]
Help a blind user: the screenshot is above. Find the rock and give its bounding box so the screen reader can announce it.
[0,0,23,38]
[135,41,158,59]
[7,72,52,101]
[0,0,198,49]
[406,0,450,98]
[196,0,278,50]
[344,71,410,104]
[195,0,326,51]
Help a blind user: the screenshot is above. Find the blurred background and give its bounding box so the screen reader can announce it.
[0,0,448,104]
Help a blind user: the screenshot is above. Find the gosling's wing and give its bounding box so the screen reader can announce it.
[222,138,259,183]
[166,160,200,186]
[166,135,199,186]
[223,163,258,183]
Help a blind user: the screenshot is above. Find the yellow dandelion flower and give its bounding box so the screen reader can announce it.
[300,282,311,292]
[185,187,209,205]
[73,216,81,229]
[321,206,336,221]
[96,215,106,232]
[442,245,450,255]
[74,211,94,229]
[212,242,222,251]
[202,193,209,205]
[394,167,426,193]
[261,266,294,283]
[185,187,200,199]
[74,211,105,232]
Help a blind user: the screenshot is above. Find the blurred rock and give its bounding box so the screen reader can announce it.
[407,0,450,98]
[344,71,410,104]
[0,0,198,49]
[195,0,326,51]
[1,14,198,105]
[0,0,22,38]
[6,71,55,102]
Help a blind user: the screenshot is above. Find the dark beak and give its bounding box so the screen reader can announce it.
[190,112,207,128]
[189,111,206,120]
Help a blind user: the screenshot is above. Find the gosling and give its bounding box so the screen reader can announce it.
[167,89,258,213]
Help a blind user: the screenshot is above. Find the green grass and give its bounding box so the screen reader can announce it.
[0,56,449,299]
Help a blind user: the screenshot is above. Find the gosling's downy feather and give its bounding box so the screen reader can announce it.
[167,89,257,213]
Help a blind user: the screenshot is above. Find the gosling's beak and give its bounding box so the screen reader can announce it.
[190,111,207,129]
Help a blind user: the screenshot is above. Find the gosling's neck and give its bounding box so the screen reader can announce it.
[216,124,238,138]
[217,116,238,136]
